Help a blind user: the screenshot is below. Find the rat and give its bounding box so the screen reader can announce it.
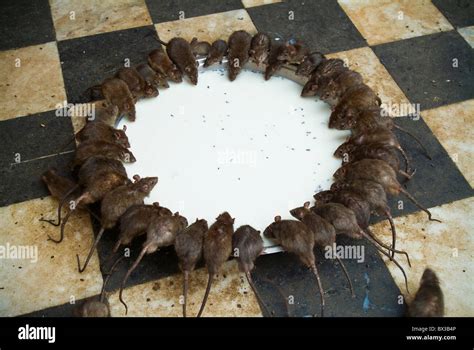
[319,70,364,107]
[49,156,130,243]
[190,37,211,57]
[101,78,136,122]
[333,159,441,222]
[277,40,310,64]
[296,52,326,77]
[301,58,347,97]
[116,67,158,100]
[197,212,235,317]
[174,218,208,317]
[334,127,412,173]
[249,33,271,66]
[204,39,228,67]
[227,30,253,81]
[148,48,183,83]
[110,202,172,256]
[77,175,158,273]
[76,122,130,148]
[312,202,410,292]
[119,212,188,314]
[264,43,287,80]
[408,268,444,317]
[263,216,325,317]
[86,100,120,125]
[155,37,198,85]
[290,202,355,298]
[71,140,136,169]
[136,63,169,89]
[232,225,271,316]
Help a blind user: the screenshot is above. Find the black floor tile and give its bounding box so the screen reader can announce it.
[57,26,160,103]
[247,0,367,54]
[0,0,56,51]
[145,0,243,23]
[372,30,474,111]
[0,152,75,207]
[432,0,474,28]
[252,235,405,317]
[0,110,75,168]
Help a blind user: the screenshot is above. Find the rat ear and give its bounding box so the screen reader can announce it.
[232,218,235,224]
[133,174,140,182]
[274,215,281,222]
[195,218,199,223]
[152,202,160,206]
[174,211,180,216]
[304,201,310,209]
[122,124,127,131]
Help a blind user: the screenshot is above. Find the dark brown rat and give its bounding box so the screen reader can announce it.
[88,101,120,125]
[232,225,270,316]
[408,268,444,317]
[158,37,198,85]
[249,33,271,66]
[319,70,364,107]
[301,58,347,97]
[197,212,234,317]
[119,212,188,314]
[290,202,354,297]
[72,140,136,169]
[50,156,130,243]
[264,43,286,80]
[296,52,326,77]
[174,218,208,317]
[76,122,130,148]
[76,176,158,273]
[136,63,169,89]
[101,78,136,122]
[204,39,227,67]
[227,30,252,81]
[277,40,309,64]
[333,159,441,222]
[190,37,211,57]
[263,215,325,316]
[116,67,158,100]
[148,48,183,83]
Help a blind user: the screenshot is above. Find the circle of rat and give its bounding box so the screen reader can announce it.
[40,30,444,318]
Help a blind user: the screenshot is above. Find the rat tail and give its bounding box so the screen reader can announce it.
[47,210,74,244]
[364,228,411,267]
[335,256,355,298]
[76,227,105,273]
[245,271,272,317]
[361,230,409,294]
[183,270,189,318]
[383,208,397,259]
[100,255,125,303]
[394,125,432,160]
[399,188,441,223]
[40,184,79,227]
[310,264,325,317]
[119,243,151,315]
[396,146,411,173]
[197,273,213,317]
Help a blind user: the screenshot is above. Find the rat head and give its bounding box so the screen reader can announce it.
[215,211,234,225]
[114,125,130,148]
[330,181,349,192]
[168,66,183,83]
[328,109,351,129]
[277,43,298,61]
[193,218,209,232]
[313,191,334,204]
[132,176,158,195]
[333,164,350,181]
[41,168,59,183]
[263,215,282,239]
[185,64,198,85]
[120,149,136,163]
[122,99,136,121]
[174,212,189,231]
[289,201,311,220]
[334,142,356,158]
[420,268,440,286]
[144,82,159,98]
[301,80,319,97]
[152,202,172,217]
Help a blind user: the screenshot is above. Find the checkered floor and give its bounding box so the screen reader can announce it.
[0,0,473,317]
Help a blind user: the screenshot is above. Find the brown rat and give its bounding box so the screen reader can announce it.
[277,40,310,64]
[301,58,347,97]
[136,63,169,89]
[116,67,158,100]
[88,101,120,125]
[148,48,183,83]
[333,159,441,222]
[50,156,130,243]
[72,140,136,169]
[204,39,227,67]
[76,176,158,273]
[197,212,234,317]
[174,218,208,317]
[119,212,188,314]
[408,268,444,317]
[227,30,252,81]
[290,202,354,297]
[76,122,130,148]
[264,43,286,80]
[190,37,211,57]
[101,78,136,122]
[263,216,325,317]
[158,37,198,85]
[296,52,326,77]
[249,33,271,66]
[319,70,364,107]
[232,225,271,316]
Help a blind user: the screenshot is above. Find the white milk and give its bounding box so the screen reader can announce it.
[117,67,350,251]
